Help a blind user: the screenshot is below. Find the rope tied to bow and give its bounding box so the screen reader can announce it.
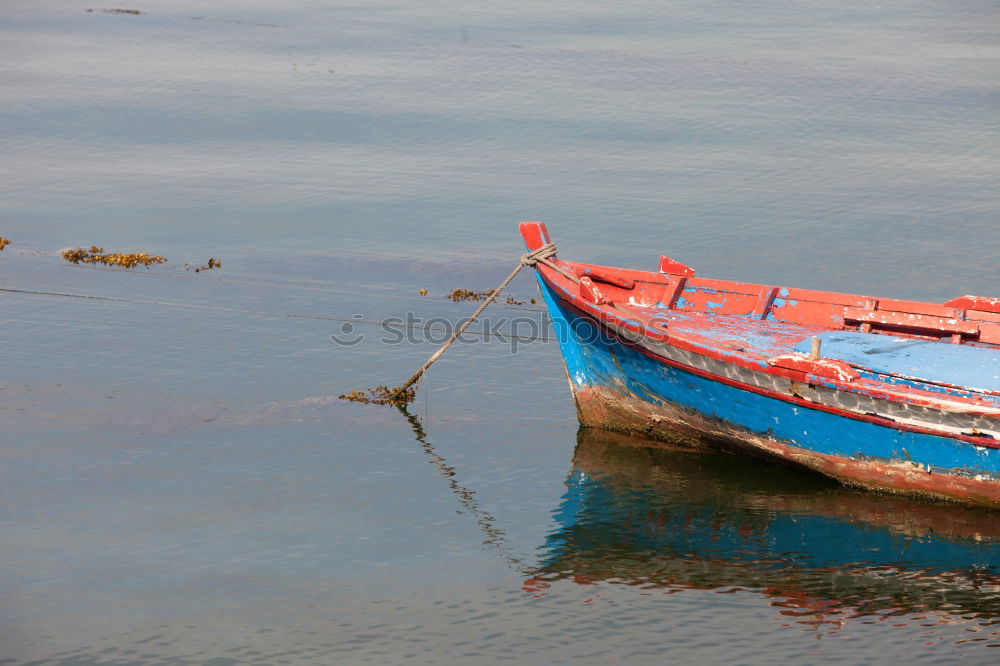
[521,242,556,265]
[383,242,573,403]
[520,243,580,284]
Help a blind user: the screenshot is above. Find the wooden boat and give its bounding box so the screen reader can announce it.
[519,221,1000,507]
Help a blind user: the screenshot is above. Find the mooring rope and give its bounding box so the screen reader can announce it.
[391,243,570,400]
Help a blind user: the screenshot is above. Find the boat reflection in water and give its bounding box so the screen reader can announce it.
[528,428,1000,634]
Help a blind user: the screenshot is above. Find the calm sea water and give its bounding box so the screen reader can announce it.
[2,1,999,663]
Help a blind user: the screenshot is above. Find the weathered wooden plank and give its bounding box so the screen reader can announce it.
[843,307,979,338]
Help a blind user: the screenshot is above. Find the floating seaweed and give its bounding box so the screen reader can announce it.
[418,289,428,296]
[338,385,415,406]
[446,288,533,305]
[61,246,166,269]
[0,237,10,251]
[446,288,494,302]
[194,257,221,272]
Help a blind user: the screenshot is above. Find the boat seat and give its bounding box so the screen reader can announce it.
[793,332,1000,393]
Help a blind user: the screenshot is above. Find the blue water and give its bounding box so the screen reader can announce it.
[2,1,999,663]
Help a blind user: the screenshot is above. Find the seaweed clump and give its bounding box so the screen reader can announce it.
[0,237,10,251]
[447,288,493,302]
[194,257,221,272]
[338,385,415,406]
[446,288,534,305]
[62,246,167,269]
